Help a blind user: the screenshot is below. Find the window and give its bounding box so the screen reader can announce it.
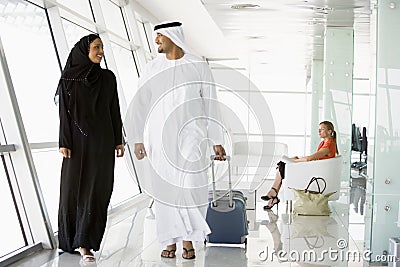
[0,154,26,256]
[0,1,60,143]
[30,150,62,232]
[98,0,128,40]
[56,0,94,21]
[137,20,152,54]
[110,42,139,108]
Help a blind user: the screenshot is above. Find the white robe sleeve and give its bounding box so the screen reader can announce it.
[125,65,152,144]
[200,62,225,146]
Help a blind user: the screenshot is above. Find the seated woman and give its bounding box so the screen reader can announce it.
[261,121,339,210]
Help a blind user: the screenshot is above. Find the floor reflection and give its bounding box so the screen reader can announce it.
[8,189,370,267]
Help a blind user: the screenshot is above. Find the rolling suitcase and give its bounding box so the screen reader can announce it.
[205,155,248,246]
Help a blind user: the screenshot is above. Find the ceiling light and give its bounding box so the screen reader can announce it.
[231,4,261,10]
[247,36,265,39]
[313,6,333,11]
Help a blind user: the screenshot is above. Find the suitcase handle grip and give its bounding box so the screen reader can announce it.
[210,155,233,208]
[210,155,230,161]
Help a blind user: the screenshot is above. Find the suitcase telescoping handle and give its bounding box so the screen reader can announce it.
[210,155,233,208]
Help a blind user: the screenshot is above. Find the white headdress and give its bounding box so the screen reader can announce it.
[154,21,189,53]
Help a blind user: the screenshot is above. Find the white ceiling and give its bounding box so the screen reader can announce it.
[135,0,371,88]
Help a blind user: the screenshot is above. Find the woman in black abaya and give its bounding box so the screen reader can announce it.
[56,34,124,263]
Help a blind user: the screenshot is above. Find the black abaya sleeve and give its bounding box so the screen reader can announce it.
[58,82,73,149]
[109,73,123,146]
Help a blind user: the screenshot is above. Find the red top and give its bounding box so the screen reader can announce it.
[317,138,337,160]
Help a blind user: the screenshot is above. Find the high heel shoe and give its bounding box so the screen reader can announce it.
[260,187,278,201]
[263,196,280,210]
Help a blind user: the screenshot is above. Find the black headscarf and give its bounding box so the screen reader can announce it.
[55,34,103,135]
[54,34,102,104]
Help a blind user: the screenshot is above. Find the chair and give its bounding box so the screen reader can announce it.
[226,141,288,209]
[230,141,288,188]
[282,155,342,202]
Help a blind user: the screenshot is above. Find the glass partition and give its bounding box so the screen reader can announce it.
[0,1,60,143]
[364,0,400,260]
[56,0,94,22]
[31,150,62,232]
[136,20,152,54]
[110,156,140,207]
[99,0,128,40]
[110,42,139,108]
[61,18,93,51]
[0,155,26,256]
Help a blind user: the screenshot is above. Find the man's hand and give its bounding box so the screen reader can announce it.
[59,147,71,158]
[116,144,125,157]
[213,145,226,161]
[134,143,147,160]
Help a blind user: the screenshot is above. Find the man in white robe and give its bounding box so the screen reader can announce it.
[125,21,225,259]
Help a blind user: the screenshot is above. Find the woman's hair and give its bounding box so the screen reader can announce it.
[320,121,339,155]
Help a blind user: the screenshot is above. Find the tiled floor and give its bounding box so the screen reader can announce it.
[9,182,371,267]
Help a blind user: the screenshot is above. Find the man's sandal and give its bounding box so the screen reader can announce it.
[161,249,176,258]
[182,247,196,259]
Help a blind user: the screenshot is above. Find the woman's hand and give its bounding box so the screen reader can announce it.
[116,144,124,157]
[59,147,71,158]
[293,156,308,162]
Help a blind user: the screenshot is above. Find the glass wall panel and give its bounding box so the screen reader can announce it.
[136,20,151,54]
[110,156,140,207]
[0,0,60,143]
[251,72,307,93]
[262,92,308,136]
[56,0,93,21]
[275,136,309,157]
[353,79,371,94]
[0,156,26,256]
[98,0,128,40]
[217,90,249,138]
[59,8,96,36]
[352,94,372,127]
[31,150,62,232]
[61,18,92,50]
[110,42,139,110]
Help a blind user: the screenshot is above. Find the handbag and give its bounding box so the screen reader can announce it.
[289,177,336,216]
